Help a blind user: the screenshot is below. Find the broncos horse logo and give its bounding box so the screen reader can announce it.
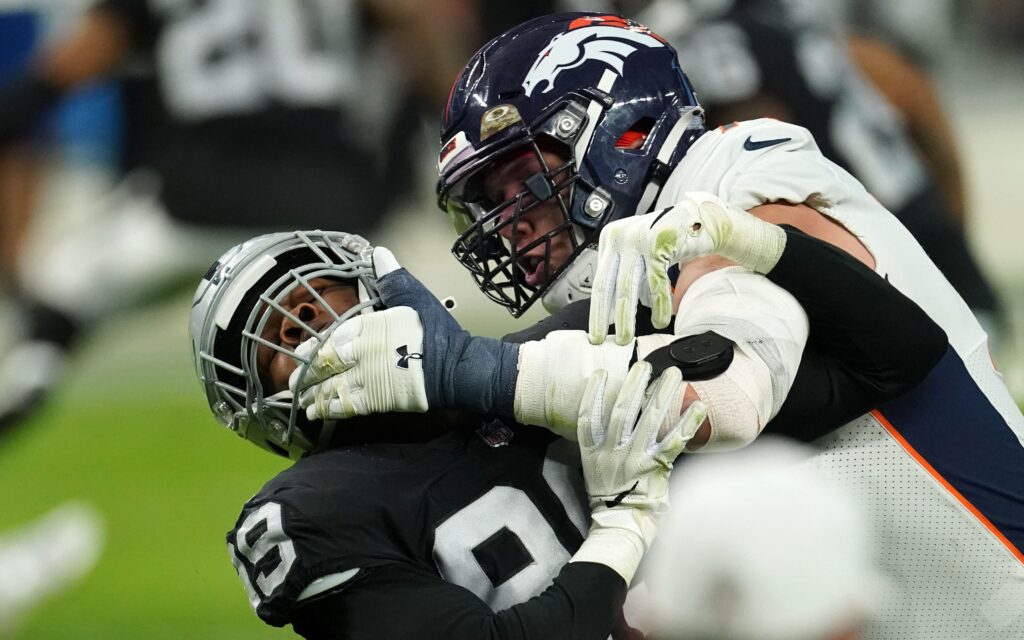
[521,15,666,97]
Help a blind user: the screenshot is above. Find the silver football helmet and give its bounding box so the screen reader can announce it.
[189,230,379,459]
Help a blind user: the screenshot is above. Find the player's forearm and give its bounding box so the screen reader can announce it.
[474,562,626,640]
[42,8,132,90]
[512,330,687,439]
[847,34,967,222]
[673,265,808,451]
[292,562,625,640]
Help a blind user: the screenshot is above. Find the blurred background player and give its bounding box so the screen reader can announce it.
[0,0,478,433]
[0,502,104,639]
[0,8,109,636]
[642,439,883,640]
[0,1,125,432]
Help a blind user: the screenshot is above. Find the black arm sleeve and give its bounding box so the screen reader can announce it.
[763,226,948,440]
[290,561,625,640]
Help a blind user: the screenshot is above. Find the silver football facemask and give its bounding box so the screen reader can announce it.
[189,230,379,459]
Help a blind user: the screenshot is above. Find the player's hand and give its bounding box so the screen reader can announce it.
[588,192,787,345]
[572,361,705,582]
[292,247,519,420]
[291,305,429,420]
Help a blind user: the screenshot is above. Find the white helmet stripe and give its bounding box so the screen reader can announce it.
[574,97,608,167]
[215,255,278,330]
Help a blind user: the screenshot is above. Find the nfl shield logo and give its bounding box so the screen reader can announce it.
[477,420,514,448]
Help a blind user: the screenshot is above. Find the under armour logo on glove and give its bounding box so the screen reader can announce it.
[395,345,423,369]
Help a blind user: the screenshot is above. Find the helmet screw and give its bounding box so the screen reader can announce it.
[585,194,607,217]
[557,117,576,134]
[268,419,288,443]
[213,401,237,430]
[613,169,628,184]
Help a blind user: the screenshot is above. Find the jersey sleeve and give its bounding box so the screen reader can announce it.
[289,560,626,640]
[227,498,366,628]
[717,120,856,212]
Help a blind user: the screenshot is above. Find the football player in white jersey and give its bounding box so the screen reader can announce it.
[294,12,1024,639]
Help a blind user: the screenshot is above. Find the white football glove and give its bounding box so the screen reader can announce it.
[290,306,429,420]
[588,191,788,345]
[571,361,706,583]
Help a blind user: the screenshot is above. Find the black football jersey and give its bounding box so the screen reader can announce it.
[94,0,388,229]
[227,421,593,629]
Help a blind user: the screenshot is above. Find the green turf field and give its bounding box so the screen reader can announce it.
[0,297,293,640]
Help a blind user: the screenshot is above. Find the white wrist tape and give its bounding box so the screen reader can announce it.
[688,357,764,451]
[514,331,634,440]
[674,266,808,448]
[686,191,787,274]
[635,333,677,360]
[570,519,648,584]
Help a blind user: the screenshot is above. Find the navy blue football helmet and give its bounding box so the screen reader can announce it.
[438,12,705,317]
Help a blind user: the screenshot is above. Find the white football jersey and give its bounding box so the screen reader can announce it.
[656,119,1024,638]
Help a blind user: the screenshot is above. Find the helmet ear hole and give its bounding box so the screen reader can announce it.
[615,116,656,149]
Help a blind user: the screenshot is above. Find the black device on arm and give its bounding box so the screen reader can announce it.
[642,331,735,381]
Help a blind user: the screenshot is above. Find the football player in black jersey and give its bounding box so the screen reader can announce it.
[190,230,700,639]
[0,0,478,433]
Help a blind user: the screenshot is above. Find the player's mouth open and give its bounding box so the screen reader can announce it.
[520,254,550,287]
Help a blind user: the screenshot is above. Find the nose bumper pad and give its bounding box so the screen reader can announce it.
[525,172,555,201]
